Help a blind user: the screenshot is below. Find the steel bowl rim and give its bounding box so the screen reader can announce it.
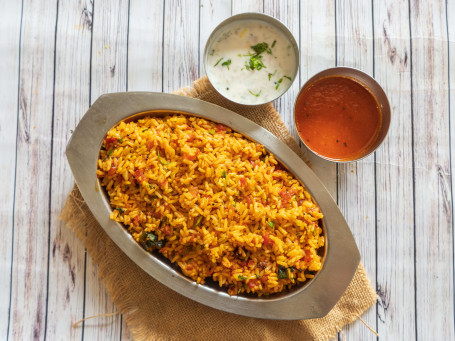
[66,92,360,320]
[203,12,300,106]
[293,66,391,163]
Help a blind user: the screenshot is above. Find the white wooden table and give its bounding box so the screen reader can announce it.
[1,0,453,340]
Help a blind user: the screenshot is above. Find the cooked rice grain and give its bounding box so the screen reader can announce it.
[97,114,324,296]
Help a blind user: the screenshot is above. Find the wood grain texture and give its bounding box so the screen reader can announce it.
[7,0,57,340]
[127,0,164,92]
[45,0,93,339]
[163,0,200,91]
[335,1,377,339]
[232,0,263,14]
[84,0,129,339]
[299,0,337,199]
[409,1,454,339]
[263,0,300,142]
[199,0,231,71]
[0,0,22,340]
[373,0,415,339]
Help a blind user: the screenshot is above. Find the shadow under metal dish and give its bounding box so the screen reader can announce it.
[66,92,360,320]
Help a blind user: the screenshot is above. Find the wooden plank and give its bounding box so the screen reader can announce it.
[335,1,377,339]
[299,0,337,198]
[231,0,263,14]
[0,0,22,339]
[162,0,200,92]
[84,0,129,339]
[263,1,300,139]
[7,0,57,340]
[127,0,164,92]
[448,0,455,336]
[45,0,93,339]
[199,0,231,71]
[410,1,454,339]
[373,0,415,339]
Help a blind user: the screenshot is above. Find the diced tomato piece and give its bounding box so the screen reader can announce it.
[297,199,304,206]
[216,123,228,132]
[186,264,194,271]
[240,177,247,186]
[108,165,117,176]
[247,259,255,267]
[152,211,162,219]
[304,250,312,262]
[159,179,168,187]
[163,225,172,236]
[203,194,212,199]
[260,275,268,284]
[186,134,195,142]
[244,195,253,207]
[239,261,247,267]
[116,175,123,182]
[272,176,280,181]
[262,232,274,248]
[279,189,295,206]
[146,140,155,150]
[248,279,259,289]
[299,216,311,225]
[183,149,199,161]
[134,169,145,182]
[132,216,140,225]
[189,186,199,197]
[104,137,118,149]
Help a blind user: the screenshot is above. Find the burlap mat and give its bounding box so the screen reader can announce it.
[61,77,377,340]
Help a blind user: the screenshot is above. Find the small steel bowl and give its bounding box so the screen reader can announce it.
[294,67,391,162]
[203,12,299,106]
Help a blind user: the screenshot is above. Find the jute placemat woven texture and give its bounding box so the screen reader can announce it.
[61,76,377,340]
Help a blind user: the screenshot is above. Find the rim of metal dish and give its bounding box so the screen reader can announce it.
[293,66,391,163]
[203,12,300,106]
[66,92,360,320]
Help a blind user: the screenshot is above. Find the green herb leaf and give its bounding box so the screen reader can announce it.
[214,57,223,66]
[200,244,204,250]
[116,207,125,213]
[221,59,232,70]
[267,221,275,228]
[208,129,215,135]
[238,275,248,280]
[139,231,164,250]
[157,149,170,165]
[248,89,261,97]
[275,78,283,90]
[271,40,277,48]
[245,54,266,71]
[118,138,123,143]
[209,49,215,56]
[277,265,289,279]
[193,216,203,228]
[284,75,292,81]
[142,128,149,132]
[251,42,271,55]
[222,170,227,178]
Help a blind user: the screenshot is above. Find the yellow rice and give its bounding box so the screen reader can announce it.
[97,114,324,296]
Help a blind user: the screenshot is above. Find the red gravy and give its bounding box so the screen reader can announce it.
[295,75,382,161]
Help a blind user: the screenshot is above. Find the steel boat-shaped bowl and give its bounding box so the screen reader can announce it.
[66,92,360,320]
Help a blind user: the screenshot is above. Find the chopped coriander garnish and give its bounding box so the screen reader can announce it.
[209,49,215,56]
[245,54,266,71]
[221,59,231,69]
[284,75,292,81]
[208,129,215,135]
[267,70,277,81]
[238,275,248,280]
[271,40,277,48]
[248,89,262,97]
[222,170,227,178]
[251,42,272,55]
[277,265,289,279]
[116,207,125,213]
[275,78,283,90]
[214,57,223,66]
[200,244,204,250]
[255,274,260,279]
[193,216,203,228]
[157,149,170,165]
[142,128,149,132]
[267,221,275,228]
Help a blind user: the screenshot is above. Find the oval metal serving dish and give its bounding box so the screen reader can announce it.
[66,92,360,320]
